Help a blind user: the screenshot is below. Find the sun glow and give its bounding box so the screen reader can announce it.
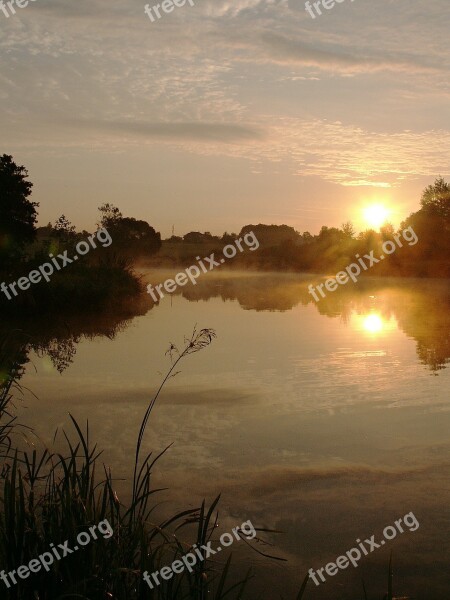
[362,314,384,334]
[352,311,398,337]
[363,204,390,229]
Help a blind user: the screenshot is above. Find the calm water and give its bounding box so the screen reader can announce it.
[12,273,450,598]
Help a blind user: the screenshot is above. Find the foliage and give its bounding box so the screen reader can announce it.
[98,203,123,229]
[52,214,77,241]
[341,221,356,239]
[0,155,38,269]
[420,176,450,223]
[98,203,162,259]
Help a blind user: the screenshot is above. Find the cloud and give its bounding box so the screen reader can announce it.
[256,32,438,74]
[162,117,450,187]
[81,120,265,143]
[0,0,449,191]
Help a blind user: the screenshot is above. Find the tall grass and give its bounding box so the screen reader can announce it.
[0,377,17,472]
[0,328,278,599]
[0,328,407,599]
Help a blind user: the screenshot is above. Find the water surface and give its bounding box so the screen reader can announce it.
[12,273,450,598]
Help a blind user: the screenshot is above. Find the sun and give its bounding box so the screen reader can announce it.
[363,204,390,229]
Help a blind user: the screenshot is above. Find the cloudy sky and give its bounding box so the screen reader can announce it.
[1,0,449,236]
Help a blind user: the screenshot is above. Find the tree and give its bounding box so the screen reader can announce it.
[221,232,238,244]
[54,215,76,234]
[98,203,123,229]
[48,215,78,252]
[53,214,76,237]
[183,232,207,244]
[0,154,38,268]
[239,224,300,246]
[318,226,346,243]
[341,221,356,239]
[97,205,161,259]
[420,177,450,224]
[115,218,162,257]
[380,223,395,240]
[399,178,450,277]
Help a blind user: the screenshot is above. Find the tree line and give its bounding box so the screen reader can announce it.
[2,153,449,286]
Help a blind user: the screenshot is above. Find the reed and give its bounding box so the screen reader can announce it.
[0,328,401,599]
[0,329,291,599]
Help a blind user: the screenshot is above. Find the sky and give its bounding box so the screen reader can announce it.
[1,0,449,237]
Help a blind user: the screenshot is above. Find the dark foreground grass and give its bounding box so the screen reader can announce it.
[0,329,409,600]
[0,329,290,600]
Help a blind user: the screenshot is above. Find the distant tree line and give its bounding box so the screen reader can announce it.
[161,179,450,277]
[2,153,448,284]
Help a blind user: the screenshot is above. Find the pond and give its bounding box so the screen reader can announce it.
[7,272,450,598]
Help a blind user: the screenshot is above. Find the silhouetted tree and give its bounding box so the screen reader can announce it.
[52,215,77,247]
[240,224,300,247]
[400,178,450,277]
[184,232,208,243]
[221,232,238,244]
[54,215,76,235]
[341,221,356,239]
[98,203,123,229]
[420,177,450,224]
[97,205,161,259]
[0,154,38,269]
